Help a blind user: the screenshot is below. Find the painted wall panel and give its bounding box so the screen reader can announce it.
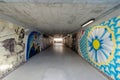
[79,16,120,80]
[41,34,52,50]
[26,31,41,60]
[77,30,85,56]
[0,20,25,78]
[0,20,52,78]
[64,34,72,48]
[41,37,52,50]
[26,32,52,60]
[71,33,78,52]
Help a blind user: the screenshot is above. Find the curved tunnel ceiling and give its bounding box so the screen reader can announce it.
[0,0,119,35]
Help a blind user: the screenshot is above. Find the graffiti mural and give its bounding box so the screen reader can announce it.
[0,20,25,77]
[79,16,120,80]
[87,26,116,66]
[26,31,41,60]
[77,30,85,56]
[2,38,16,54]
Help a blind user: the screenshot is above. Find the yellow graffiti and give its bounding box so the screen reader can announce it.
[92,39,100,50]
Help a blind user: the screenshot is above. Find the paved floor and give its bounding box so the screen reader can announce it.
[2,43,107,80]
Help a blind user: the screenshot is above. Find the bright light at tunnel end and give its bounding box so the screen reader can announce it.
[53,38,63,41]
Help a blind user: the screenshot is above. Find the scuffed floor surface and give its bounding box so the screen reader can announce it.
[2,43,107,80]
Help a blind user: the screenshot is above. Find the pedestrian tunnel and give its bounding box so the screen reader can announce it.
[0,1,120,80]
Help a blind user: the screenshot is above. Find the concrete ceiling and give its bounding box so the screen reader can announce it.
[0,0,119,35]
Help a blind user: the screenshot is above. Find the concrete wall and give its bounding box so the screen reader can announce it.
[64,34,72,48]
[41,34,52,51]
[0,20,26,78]
[0,19,52,78]
[64,33,81,53]
[78,16,120,80]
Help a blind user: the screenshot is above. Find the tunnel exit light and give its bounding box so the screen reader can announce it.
[54,38,63,42]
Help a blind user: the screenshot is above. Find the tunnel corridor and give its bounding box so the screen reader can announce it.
[2,43,107,80]
[0,0,120,80]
